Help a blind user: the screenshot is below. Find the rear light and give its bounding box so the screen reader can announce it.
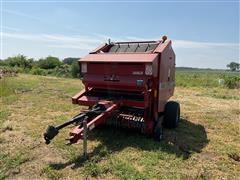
[81,63,87,73]
[145,64,152,75]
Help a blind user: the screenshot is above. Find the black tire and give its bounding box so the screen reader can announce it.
[163,101,180,129]
[153,118,163,142]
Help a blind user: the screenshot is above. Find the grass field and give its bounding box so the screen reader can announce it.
[0,72,240,179]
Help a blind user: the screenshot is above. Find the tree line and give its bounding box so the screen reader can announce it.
[0,55,80,78]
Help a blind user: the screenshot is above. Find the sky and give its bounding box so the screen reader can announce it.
[0,0,239,69]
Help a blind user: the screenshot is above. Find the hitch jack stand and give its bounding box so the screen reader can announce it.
[83,118,88,159]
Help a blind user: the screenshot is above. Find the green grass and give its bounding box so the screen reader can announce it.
[40,165,62,180]
[0,151,30,180]
[175,69,239,88]
[0,72,239,179]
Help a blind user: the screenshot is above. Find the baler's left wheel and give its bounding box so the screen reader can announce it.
[163,101,180,129]
[153,118,163,142]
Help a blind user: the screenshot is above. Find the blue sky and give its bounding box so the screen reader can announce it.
[1,1,239,69]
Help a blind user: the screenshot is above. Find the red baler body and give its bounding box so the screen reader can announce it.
[72,38,176,136]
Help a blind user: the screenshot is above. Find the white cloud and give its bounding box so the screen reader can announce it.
[2,32,106,52]
[173,40,238,49]
[47,44,96,50]
[173,41,239,69]
[2,26,21,32]
[42,34,102,44]
[3,9,42,21]
[3,32,45,41]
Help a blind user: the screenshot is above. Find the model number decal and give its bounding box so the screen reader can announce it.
[132,71,143,75]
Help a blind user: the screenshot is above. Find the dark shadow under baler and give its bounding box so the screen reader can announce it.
[47,118,208,171]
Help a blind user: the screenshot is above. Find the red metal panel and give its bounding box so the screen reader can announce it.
[153,40,171,53]
[79,53,159,63]
[120,99,145,108]
[83,75,147,92]
[77,95,145,108]
[69,103,118,144]
[78,95,99,106]
[87,63,145,75]
[157,41,175,112]
[72,89,86,104]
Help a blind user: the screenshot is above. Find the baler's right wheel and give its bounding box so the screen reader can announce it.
[163,101,180,129]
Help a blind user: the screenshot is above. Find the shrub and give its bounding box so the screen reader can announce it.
[0,60,6,66]
[5,55,34,69]
[30,67,47,76]
[175,70,220,87]
[54,64,71,77]
[222,75,240,89]
[71,61,80,78]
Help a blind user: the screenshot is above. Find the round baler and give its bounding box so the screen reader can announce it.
[44,36,180,155]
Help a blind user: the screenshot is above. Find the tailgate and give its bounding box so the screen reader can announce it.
[82,62,147,91]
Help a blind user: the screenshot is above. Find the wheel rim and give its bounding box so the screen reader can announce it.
[159,127,163,140]
[159,133,163,140]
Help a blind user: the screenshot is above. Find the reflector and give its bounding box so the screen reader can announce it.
[81,63,87,73]
[145,64,153,75]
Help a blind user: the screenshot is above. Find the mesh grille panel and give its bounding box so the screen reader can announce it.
[108,43,158,53]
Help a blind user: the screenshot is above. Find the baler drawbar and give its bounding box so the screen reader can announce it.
[44,101,117,145]
[43,36,180,157]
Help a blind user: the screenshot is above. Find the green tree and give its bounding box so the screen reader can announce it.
[63,57,79,65]
[227,62,239,71]
[5,55,34,69]
[71,61,80,78]
[38,56,62,69]
[0,59,6,66]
